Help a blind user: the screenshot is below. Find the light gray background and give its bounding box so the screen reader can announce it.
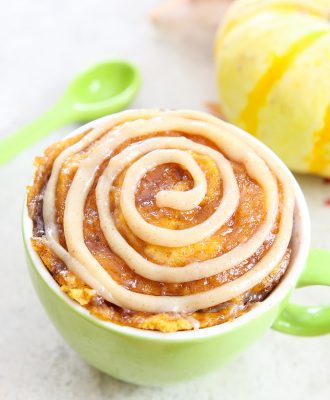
[0,1,329,399]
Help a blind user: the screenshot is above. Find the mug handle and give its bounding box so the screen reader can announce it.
[273,248,330,336]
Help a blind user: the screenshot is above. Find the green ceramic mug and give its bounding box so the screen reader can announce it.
[22,120,330,387]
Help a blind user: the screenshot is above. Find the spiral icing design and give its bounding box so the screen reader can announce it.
[42,110,295,314]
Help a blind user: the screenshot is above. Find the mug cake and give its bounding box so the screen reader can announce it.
[27,110,295,332]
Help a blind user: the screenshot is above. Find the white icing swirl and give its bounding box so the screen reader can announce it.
[42,110,295,313]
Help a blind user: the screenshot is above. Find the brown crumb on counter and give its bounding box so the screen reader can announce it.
[205,101,226,119]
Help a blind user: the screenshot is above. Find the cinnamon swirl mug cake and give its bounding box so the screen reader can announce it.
[23,110,330,385]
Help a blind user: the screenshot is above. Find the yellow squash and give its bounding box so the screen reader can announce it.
[215,0,330,176]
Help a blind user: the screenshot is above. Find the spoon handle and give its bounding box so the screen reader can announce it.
[0,103,72,165]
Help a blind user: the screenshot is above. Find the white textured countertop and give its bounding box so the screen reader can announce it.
[0,1,329,399]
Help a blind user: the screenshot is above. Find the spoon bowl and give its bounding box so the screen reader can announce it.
[65,60,141,121]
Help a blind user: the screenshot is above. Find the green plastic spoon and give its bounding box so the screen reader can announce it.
[0,60,141,165]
